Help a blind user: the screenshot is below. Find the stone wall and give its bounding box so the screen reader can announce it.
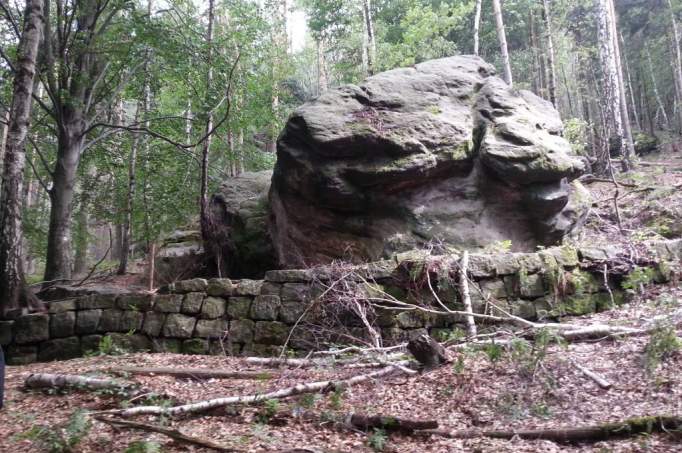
[2,240,679,365]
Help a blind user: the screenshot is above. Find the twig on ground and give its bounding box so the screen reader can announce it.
[106,367,278,380]
[570,360,612,389]
[94,416,240,452]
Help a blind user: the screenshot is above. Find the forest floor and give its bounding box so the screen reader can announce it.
[3,151,682,453]
[1,283,682,452]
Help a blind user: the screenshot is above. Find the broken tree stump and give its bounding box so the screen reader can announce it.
[348,413,438,433]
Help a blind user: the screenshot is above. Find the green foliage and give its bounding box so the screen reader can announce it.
[484,342,505,363]
[452,355,466,374]
[563,118,590,156]
[328,388,345,410]
[94,335,127,356]
[622,267,655,291]
[256,398,280,423]
[18,410,92,453]
[483,240,513,254]
[509,329,564,379]
[367,428,388,451]
[644,324,682,373]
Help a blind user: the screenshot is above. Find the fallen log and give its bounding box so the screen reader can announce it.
[107,366,276,380]
[245,355,410,369]
[106,364,413,417]
[95,416,239,452]
[570,360,612,390]
[422,415,682,443]
[25,373,141,393]
[348,413,438,433]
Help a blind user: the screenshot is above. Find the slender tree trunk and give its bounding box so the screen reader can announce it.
[317,38,329,94]
[362,0,376,75]
[541,0,558,107]
[668,0,682,131]
[645,48,670,130]
[529,10,540,94]
[492,0,513,86]
[199,0,215,250]
[607,0,634,169]
[118,104,141,275]
[620,32,640,131]
[0,0,44,316]
[473,0,482,56]
[73,195,89,276]
[0,110,9,172]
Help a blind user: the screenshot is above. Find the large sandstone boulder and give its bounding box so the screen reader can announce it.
[268,56,589,267]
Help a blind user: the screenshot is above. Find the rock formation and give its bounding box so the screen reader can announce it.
[267,55,589,268]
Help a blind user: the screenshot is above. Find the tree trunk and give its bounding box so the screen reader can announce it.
[362,0,376,75]
[0,110,9,172]
[607,0,634,169]
[645,47,670,130]
[668,0,682,132]
[492,0,513,86]
[118,103,141,275]
[317,38,329,94]
[594,0,625,173]
[72,194,89,276]
[473,0,482,56]
[0,0,44,316]
[620,32,640,131]
[541,0,558,107]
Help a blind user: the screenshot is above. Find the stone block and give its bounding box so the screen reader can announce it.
[479,279,508,299]
[5,344,37,365]
[195,319,228,338]
[279,300,307,324]
[170,278,208,293]
[76,310,102,334]
[396,311,429,329]
[229,319,255,343]
[107,333,151,352]
[77,294,116,310]
[152,338,182,353]
[181,292,204,315]
[48,299,77,314]
[227,297,252,319]
[264,269,312,283]
[13,314,49,344]
[250,295,281,321]
[467,254,497,278]
[519,273,545,298]
[50,311,76,338]
[0,320,14,345]
[281,283,312,303]
[254,321,290,345]
[182,338,209,354]
[38,337,81,362]
[117,294,153,311]
[154,294,183,313]
[233,279,263,296]
[163,314,196,338]
[510,299,537,319]
[200,297,227,319]
[120,310,144,332]
[81,335,103,353]
[260,282,282,296]
[206,278,234,297]
[98,310,123,333]
[542,246,579,268]
[250,343,281,356]
[142,311,166,336]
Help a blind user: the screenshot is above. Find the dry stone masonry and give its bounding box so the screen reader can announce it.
[2,239,679,365]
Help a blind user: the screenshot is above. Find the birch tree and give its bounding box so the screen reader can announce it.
[541,0,558,107]
[0,0,43,315]
[473,0,482,56]
[492,0,513,85]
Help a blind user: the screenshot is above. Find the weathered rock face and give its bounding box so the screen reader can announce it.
[269,55,588,267]
[211,171,277,278]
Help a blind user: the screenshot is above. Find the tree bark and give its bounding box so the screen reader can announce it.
[607,0,634,169]
[492,0,513,86]
[668,0,682,132]
[541,0,558,107]
[594,0,625,173]
[362,0,376,75]
[645,47,670,130]
[0,0,44,315]
[317,38,329,94]
[473,0,482,56]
